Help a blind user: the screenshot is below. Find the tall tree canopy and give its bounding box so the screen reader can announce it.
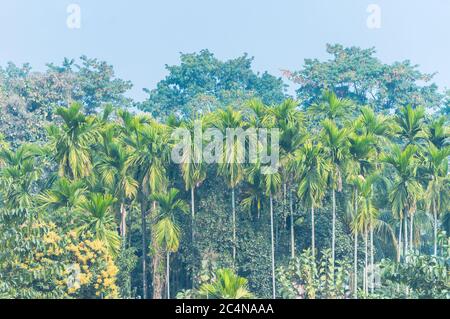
[138,50,287,119]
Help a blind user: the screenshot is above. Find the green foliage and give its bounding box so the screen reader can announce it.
[277,249,351,299]
[379,254,449,299]
[139,50,286,119]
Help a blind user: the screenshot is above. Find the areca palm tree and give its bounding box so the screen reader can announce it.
[151,188,189,299]
[96,141,138,240]
[396,104,427,147]
[37,177,86,211]
[199,268,254,299]
[309,90,354,124]
[214,106,245,263]
[383,145,423,260]
[321,119,350,265]
[266,99,305,259]
[120,110,169,299]
[423,142,449,256]
[346,132,376,297]
[294,140,329,260]
[47,103,100,180]
[0,145,42,209]
[76,193,121,256]
[426,116,449,149]
[353,174,381,295]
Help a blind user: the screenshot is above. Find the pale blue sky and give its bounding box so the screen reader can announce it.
[1,0,449,101]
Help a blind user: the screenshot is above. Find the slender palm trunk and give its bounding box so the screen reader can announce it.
[166,252,170,299]
[191,186,195,288]
[141,199,148,299]
[398,218,402,262]
[354,189,358,299]
[354,230,358,299]
[270,193,276,299]
[290,189,295,259]
[370,224,374,294]
[332,189,336,266]
[409,214,414,253]
[311,205,315,260]
[364,227,368,296]
[231,187,236,263]
[120,202,127,241]
[433,199,438,256]
[404,213,408,259]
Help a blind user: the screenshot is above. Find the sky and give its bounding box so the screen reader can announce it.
[0,0,449,101]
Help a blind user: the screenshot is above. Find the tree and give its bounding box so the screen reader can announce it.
[120,110,169,299]
[151,188,189,299]
[266,99,305,259]
[309,90,354,124]
[383,145,423,259]
[198,268,254,299]
[76,193,121,257]
[294,141,329,260]
[284,44,443,112]
[47,103,99,180]
[423,143,449,256]
[139,50,286,119]
[215,106,245,263]
[321,119,350,266]
[396,105,427,148]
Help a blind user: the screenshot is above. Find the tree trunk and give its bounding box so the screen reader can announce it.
[409,214,414,253]
[152,245,164,299]
[332,189,336,266]
[141,199,148,299]
[364,227,368,296]
[354,229,358,299]
[398,218,402,262]
[166,251,170,299]
[270,193,276,299]
[370,224,374,294]
[354,189,358,299]
[404,213,408,260]
[433,199,438,256]
[120,203,127,241]
[290,189,295,259]
[191,186,196,288]
[232,187,236,263]
[311,206,315,260]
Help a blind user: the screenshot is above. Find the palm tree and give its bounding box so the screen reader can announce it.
[396,104,427,147]
[96,140,138,240]
[76,193,121,256]
[175,118,207,286]
[0,144,42,209]
[423,142,449,256]
[214,106,245,263]
[346,132,376,297]
[383,145,422,260]
[37,177,86,214]
[151,188,189,299]
[294,140,329,260]
[120,110,169,299]
[321,119,350,265]
[199,268,254,299]
[353,174,381,295]
[309,90,354,124]
[47,103,99,180]
[266,99,305,259]
[426,116,449,149]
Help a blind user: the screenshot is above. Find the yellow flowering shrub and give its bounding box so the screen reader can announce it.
[6,220,120,299]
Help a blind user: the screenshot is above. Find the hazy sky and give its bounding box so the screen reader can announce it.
[1,0,449,101]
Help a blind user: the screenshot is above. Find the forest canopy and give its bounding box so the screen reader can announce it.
[0,44,448,300]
